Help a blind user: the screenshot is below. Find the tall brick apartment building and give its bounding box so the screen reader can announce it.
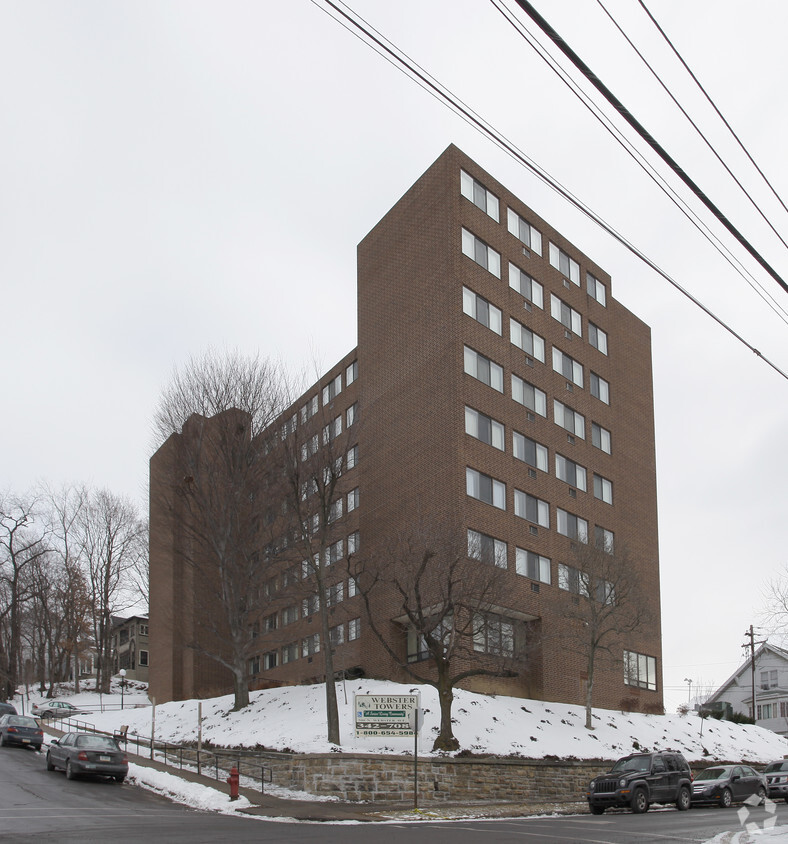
[150,144,662,711]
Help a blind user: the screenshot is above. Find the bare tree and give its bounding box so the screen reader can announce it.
[760,562,788,646]
[554,538,650,730]
[0,495,49,699]
[78,489,147,694]
[351,521,521,751]
[273,389,359,746]
[152,349,288,710]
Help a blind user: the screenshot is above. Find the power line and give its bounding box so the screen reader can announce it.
[510,0,788,299]
[309,0,788,381]
[490,0,788,328]
[637,0,788,223]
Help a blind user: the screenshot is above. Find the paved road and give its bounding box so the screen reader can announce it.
[3,741,787,842]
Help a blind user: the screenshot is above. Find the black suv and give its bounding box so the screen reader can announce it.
[587,751,693,814]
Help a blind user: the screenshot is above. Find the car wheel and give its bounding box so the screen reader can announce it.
[114,775,125,783]
[46,752,55,771]
[590,805,605,815]
[65,759,75,780]
[0,733,5,747]
[676,786,691,811]
[631,787,649,814]
[757,786,766,804]
[720,787,732,808]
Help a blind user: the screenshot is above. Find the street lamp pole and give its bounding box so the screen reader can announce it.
[684,678,692,707]
[119,669,126,710]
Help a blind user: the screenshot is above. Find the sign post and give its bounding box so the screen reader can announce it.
[409,705,424,809]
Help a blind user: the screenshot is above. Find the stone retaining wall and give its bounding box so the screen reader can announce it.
[245,753,603,804]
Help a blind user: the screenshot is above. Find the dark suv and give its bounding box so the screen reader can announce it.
[587,751,693,814]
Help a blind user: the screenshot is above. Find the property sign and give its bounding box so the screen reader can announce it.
[354,693,420,737]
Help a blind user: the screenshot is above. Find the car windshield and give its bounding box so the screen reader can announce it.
[765,762,788,773]
[610,755,651,773]
[694,767,731,781]
[7,716,38,728]
[75,735,119,750]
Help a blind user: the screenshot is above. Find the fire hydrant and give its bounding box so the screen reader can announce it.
[227,766,240,801]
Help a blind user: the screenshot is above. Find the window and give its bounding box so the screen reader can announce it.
[509,263,544,308]
[589,323,608,355]
[282,564,301,588]
[302,634,320,657]
[347,487,359,512]
[346,402,358,426]
[468,529,507,568]
[264,612,278,632]
[282,642,299,664]
[346,444,358,470]
[757,703,774,720]
[347,530,359,555]
[346,360,358,386]
[593,473,613,504]
[466,467,506,509]
[263,651,278,670]
[463,287,502,334]
[282,605,298,626]
[554,400,585,439]
[139,624,149,636]
[556,508,588,542]
[324,539,344,566]
[552,347,583,387]
[556,454,587,491]
[624,650,657,691]
[301,433,319,462]
[512,431,548,472]
[348,576,358,598]
[139,650,149,667]
[761,670,778,690]
[407,629,429,663]
[462,228,501,277]
[348,617,361,641]
[507,208,542,254]
[590,372,610,405]
[461,169,499,220]
[327,581,344,607]
[248,656,260,675]
[511,374,547,417]
[300,477,317,501]
[514,490,550,528]
[465,406,505,450]
[592,422,612,454]
[280,414,297,440]
[322,373,342,405]
[300,395,318,423]
[473,613,518,657]
[550,294,582,336]
[595,525,615,554]
[515,548,551,584]
[464,346,504,392]
[322,415,342,445]
[302,593,319,617]
[329,624,345,647]
[549,242,580,285]
[587,272,607,306]
[328,499,343,523]
[510,318,545,362]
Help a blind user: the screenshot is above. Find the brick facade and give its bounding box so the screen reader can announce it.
[150,144,662,713]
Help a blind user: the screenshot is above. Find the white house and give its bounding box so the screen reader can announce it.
[704,643,788,737]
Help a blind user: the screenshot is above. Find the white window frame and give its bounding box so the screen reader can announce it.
[592,422,612,454]
[586,272,607,306]
[554,399,585,439]
[467,528,508,569]
[552,347,583,387]
[515,547,551,584]
[550,294,582,336]
[466,467,506,510]
[514,489,550,528]
[511,373,547,417]
[464,346,504,392]
[510,317,545,362]
[549,242,580,285]
[589,322,608,355]
[590,372,610,405]
[463,287,502,335]
[556,508,589,543]
[555,453,587,491]
[462,228,501,278]
[507,208,542,255]
[465,406,505,451]
[461,170,500,221]
[512,431,548,472]
[508,263,544,309]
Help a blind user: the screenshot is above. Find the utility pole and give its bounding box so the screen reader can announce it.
[743,626,766,721]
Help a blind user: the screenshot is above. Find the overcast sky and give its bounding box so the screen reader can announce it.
[2,0,787,713]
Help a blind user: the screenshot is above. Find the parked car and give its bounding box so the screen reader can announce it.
[587,751,693,814]
[0,702,18,717]
[31,701,88,719]
[0,714,44,750]
[691,765,767,807]
[46,733,128,782]
[763,760,788,803]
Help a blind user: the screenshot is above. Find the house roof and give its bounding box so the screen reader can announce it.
[705,642,788,705]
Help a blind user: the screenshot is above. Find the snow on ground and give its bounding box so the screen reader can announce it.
[15,678,788,765]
